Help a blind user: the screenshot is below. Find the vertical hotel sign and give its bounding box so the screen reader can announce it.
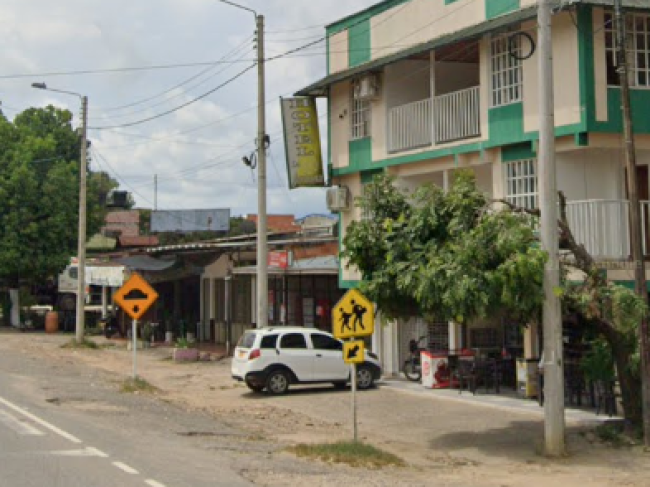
[281,97,324,189]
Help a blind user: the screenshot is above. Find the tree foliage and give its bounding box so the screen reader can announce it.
[0,106,117,286]
[342,171,646,427]
[343,171,547,323]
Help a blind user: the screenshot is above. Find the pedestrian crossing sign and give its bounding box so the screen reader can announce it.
[332,289,374,339]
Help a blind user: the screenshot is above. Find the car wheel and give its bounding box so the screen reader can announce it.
[356,365,375,390]
[332,381,347,390]
[266,370,290,395]
[245,381,265,393]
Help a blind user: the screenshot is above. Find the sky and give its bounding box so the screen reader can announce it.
[0,0,376,219]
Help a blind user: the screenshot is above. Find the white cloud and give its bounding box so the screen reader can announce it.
[0,0,377,218]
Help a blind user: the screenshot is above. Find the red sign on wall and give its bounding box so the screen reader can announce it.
[268,251,289,269]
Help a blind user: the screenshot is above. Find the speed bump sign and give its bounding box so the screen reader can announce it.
[113,273,158,320]
[332,289,374,339]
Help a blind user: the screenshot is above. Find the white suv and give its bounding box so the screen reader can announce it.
[231,327,382,394]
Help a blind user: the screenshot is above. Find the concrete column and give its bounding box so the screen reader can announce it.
[101,286,108,319]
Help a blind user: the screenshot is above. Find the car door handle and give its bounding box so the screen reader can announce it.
[316,354,322,358]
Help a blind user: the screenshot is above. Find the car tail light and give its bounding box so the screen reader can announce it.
[249,349,261,361]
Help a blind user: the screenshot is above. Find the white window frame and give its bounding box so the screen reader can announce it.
[490,32,523,107]
[505,159,538,210]
[350,91,371,140]
[605,11,650,88]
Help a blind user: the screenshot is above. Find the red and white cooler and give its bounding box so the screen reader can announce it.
[421,351,452,389]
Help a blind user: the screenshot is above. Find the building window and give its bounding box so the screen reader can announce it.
[350,96,371,140]
[490,32,523,107]
[505,159,538,209]
[605,11,650,87]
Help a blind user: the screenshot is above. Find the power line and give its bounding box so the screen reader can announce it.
[88,63,256,130]
[98,35,255,113]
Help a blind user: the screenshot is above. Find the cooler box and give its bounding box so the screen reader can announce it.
[421,351,452,389]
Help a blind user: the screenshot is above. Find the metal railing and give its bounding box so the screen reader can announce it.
[387,98,433,153]
[433,86,481,144]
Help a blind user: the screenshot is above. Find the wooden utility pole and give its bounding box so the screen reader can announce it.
[538,0,565,456]
[614,0,650,446]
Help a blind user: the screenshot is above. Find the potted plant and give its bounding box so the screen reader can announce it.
[172,336,199,362]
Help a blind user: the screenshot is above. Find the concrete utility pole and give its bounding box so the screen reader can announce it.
[614,0,650,447]
[538,0,565,456]
[216,0,267,329]
[31,83,88,343]
[76,95,89,343]
[256,13,268,329]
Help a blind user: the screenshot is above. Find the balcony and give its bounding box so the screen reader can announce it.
[387,86,481,153]
[565,199,650,261]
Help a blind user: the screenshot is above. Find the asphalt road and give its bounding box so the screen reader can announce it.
[0,345,257,487]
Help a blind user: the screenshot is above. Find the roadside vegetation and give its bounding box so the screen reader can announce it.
[287,441,404,468]
[120,377,159,394]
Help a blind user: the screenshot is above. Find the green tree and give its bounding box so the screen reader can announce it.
[0,106,118,324]
[342,171,645,428]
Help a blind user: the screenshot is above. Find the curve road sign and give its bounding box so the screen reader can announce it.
[113,273,158,321]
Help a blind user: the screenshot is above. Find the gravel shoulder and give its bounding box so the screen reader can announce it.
[2,330,649,487]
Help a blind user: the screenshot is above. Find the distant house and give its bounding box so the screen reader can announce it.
[102,210,140,238]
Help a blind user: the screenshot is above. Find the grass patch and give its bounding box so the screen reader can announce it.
[120,377,159,394]
[60,338,99,349]
[287,440,405,468]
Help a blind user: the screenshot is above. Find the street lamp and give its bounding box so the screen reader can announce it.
[32,82,89,343]
[216,0,268,328]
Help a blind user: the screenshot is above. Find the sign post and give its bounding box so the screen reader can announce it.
[113,273,159,379]
[333,289,374,442]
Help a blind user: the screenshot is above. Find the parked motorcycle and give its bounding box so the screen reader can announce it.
[402,335,427,382]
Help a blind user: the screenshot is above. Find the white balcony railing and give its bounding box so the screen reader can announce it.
[387,98,432,153]
[433,86,481,144]
[387,86,481,153]
[564,200,650,260]
[565,200,631,260]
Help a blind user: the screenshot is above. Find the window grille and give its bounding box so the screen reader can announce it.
[350,96,371,140]
[505,159,538,210]
[490,33,523,107]
[605,11,650,87]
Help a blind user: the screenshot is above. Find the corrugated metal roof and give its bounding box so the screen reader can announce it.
[114,255,176,272]
[119,235,160,247]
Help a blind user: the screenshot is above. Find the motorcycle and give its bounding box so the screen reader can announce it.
[100,313,121,339]
[402,335,427,382]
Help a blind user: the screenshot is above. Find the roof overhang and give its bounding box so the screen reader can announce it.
[296,6,538,97]
[297,0,642,98]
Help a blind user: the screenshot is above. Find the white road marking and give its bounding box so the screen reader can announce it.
[0,395,81,443]
[113,461,139,475]
[50,447,109,457]
[145,480,167,487]
[0,407,44,436]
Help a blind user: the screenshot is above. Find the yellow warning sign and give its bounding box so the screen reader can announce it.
[332,289,374,339]
[113,273,158,321]
[343,340,365,364]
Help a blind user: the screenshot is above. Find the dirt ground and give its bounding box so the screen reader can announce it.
[3,331,649,487]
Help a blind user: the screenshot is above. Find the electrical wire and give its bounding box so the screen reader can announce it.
[88,63,256,130]
[98,35,255,113]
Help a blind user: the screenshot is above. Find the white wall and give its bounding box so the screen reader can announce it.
[385,59,430,108]
[337,173,364,283]
[330,82,351,169]
[523,13,581,132]
[371,0,485,60]
[434,62,479,95]
[556,149,625,201]
[329,30,349,74]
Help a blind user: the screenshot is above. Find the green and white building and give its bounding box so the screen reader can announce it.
[297,0,650,375]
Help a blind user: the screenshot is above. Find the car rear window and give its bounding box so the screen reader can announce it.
[260,334,278,349]
[280,333,307,349]
[237,331,257,349]
[311,333,342,351]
